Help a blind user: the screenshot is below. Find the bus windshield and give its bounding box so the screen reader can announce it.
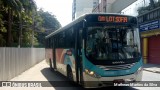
[86,25,141,61]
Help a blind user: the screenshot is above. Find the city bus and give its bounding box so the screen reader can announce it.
[45,13,143,87]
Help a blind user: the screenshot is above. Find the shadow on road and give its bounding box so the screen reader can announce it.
[143,64,160,68]
[41,68,84,90]
[41,67,138,90]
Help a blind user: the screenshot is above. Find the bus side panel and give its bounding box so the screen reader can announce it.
[45,48,53,63]
[55,48,76,81]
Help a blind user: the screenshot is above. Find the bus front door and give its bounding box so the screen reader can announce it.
[78,29,84,85]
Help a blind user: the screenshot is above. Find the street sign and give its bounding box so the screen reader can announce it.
[139,20,160,32]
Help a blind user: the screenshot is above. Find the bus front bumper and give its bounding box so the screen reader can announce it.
[82,69,143,88]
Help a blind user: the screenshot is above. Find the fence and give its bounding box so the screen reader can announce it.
[0,48,45,81]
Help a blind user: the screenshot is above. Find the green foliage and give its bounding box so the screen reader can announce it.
[0,0,37,47]
[0,15,7,33]
[38,9,61,31]
[0,0,61,47]
[0,34,6,46]
[35,9,61,47]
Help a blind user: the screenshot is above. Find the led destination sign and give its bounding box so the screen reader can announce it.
[98,16,128,23]
[86,14,137,25]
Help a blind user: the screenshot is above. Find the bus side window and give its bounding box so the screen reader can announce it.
[71,28,75,48]
[51,36,54,48]
[54,35,58,48]
[49,38,51,48]
[79,29,83,54]
[65,28,75,48]
[57,33,63,48]
[59,32,65,48]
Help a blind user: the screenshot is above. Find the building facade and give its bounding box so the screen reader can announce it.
[73,0,137,19]
[72,0,99,20]
[92,0,116,13]
[92,0,137,13]
[138,2,160,64]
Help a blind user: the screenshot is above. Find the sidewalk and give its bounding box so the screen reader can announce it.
[143,64,160,73]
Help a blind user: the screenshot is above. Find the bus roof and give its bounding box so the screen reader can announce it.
[45,14,87,39]
[45,13,136,39]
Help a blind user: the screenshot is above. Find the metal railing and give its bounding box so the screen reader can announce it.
[0,48,45,81]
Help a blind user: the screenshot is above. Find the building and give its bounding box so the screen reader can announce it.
[92,0,116,13]
[72,0,99,20]
[92,0,137,13]
[73,0,137,19]
[138,0,160,64]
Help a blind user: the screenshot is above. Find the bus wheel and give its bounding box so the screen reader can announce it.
[49,59,53,71]
[67,66,73,81]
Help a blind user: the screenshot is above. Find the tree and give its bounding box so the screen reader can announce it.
[1,0,23,46]
[35,9,61,47]
[0,1,61,47]
[38,9,61,33]
[0,0,37,47]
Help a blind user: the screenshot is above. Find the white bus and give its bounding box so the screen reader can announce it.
[45,13,143,88]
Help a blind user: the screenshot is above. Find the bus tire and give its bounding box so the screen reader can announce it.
[49,59,54,71]
[67,65,73,81]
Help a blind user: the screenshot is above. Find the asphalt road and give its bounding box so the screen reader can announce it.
[0,60,160,90]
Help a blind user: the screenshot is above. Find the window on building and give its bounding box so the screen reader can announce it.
[147,14,149,21]
[150,12,153,20]
[103,6,106,12]
[157,9,160,18]
[138,16,143,23]
[153,11,158,19]
[143,15,147,22]
[159,8,160,18]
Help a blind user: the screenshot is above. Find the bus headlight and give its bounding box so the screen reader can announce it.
[85,69,101,78]
[89,71,94,75]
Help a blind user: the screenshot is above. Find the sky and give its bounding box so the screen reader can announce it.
[34,0,73,27]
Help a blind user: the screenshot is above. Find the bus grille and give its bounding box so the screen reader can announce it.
[97,63,136,71]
